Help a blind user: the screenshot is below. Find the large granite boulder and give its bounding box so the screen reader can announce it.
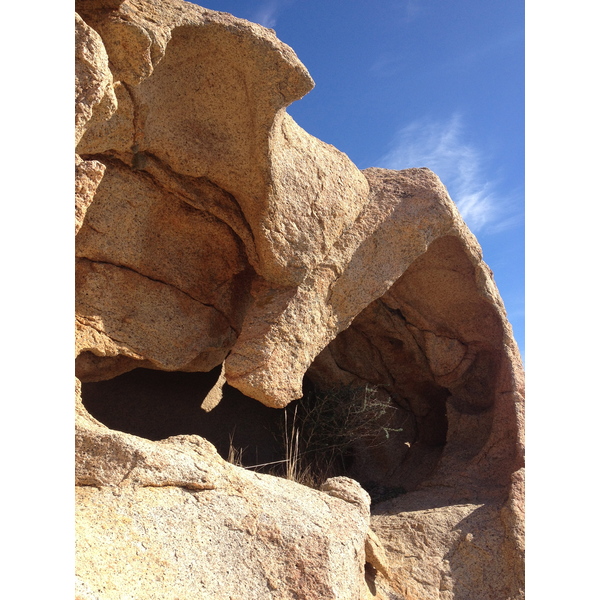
[76,380,371,600]
[75,1,524,598]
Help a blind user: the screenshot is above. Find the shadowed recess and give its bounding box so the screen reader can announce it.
[81,366,288,469]
[81,356,450,501]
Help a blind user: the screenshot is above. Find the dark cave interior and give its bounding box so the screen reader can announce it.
[81,362,449,501]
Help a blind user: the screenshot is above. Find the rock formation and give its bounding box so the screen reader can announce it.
[75,1,525,598]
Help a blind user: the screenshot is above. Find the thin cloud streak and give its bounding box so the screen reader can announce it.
[402,0,426,24]
[444,28,524,73]
[369,53,405,77]
[379,114,515,233]
[250,0,294,29]
[252,1,278,28]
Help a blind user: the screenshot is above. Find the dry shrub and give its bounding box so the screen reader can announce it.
[281,385,402,487]
[226,384,402,489]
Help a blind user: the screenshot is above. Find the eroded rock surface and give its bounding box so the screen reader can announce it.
[75,1,524,598]
[76,381,371,600]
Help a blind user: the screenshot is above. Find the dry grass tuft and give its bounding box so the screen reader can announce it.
[227,432,245,466]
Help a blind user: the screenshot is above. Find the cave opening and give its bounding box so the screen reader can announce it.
[80,357,450,501]
[77,236,511,504]
[81,365,290,471]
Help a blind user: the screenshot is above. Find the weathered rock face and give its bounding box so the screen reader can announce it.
[76,381,371,600]
[75,1,524,599]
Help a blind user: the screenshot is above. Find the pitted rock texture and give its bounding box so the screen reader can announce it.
[75,12,117,147]
[76,381,371,600]
[369,480,525,600]
[75,1,524,599]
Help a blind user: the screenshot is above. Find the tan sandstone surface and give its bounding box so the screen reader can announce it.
[75,1,524,598]
[76,381,372,600]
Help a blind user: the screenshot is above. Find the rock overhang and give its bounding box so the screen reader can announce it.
[75,2,525,598]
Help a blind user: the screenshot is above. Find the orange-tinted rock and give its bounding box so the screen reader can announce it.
[75,2,524,599]
[75,379,371,600]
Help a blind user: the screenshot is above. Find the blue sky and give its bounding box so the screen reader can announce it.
[200,1,524,357]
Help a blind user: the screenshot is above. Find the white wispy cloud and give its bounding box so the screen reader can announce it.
[250,0,294,29]
[451,28,523,71]
[378,113,517,233]
[402,0,426,24]
[370,53,405,77]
